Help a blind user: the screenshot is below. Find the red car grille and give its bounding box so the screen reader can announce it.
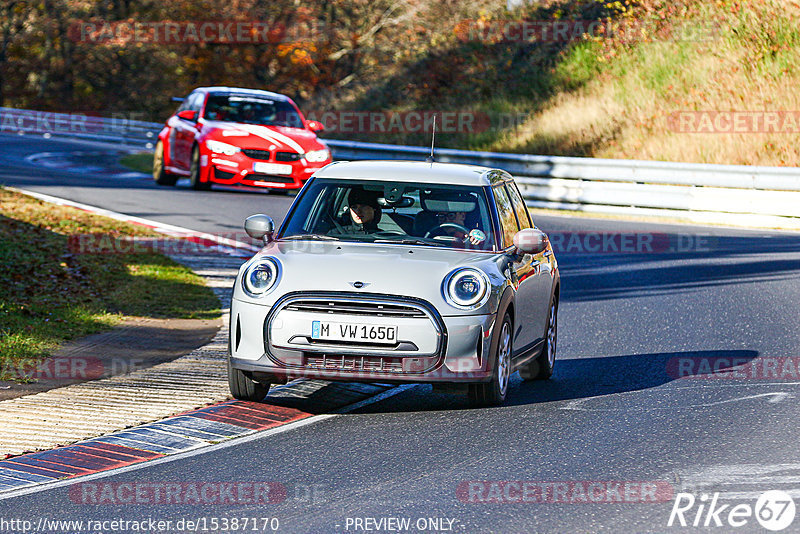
[241,149,271,160]
[275,151,303,162]
[214,168,236,180]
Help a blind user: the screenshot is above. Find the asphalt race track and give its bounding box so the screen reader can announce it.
[2,133,800,533]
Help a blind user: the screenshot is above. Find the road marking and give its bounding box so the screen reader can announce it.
[562,390,795,411]
[0,383,414,501]
[701,392,793,406]
[673,464,800,501]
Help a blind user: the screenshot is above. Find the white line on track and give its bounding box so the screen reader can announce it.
[4,186,259,257]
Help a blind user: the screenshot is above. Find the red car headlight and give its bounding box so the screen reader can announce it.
[206,139,241,156]
[304,148,331,163]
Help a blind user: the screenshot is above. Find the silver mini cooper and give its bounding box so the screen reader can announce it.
[228,160,559,406]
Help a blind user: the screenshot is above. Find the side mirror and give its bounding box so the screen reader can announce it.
[244,214,275,244]
[305,120,324,133]
[177,110,197,121]
[513,228,548,254]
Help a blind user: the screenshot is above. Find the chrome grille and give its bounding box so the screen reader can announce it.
[305,354,404,373]
[284,300,426,318]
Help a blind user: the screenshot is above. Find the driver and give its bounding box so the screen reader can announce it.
[420,191,486,246]
[329,187,382,235]
[434,210,486,245]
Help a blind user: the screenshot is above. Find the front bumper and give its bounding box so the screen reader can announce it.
[229,293,496,384]
[204,151,330,189]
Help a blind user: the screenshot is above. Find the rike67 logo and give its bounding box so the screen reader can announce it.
[668,490,796,531]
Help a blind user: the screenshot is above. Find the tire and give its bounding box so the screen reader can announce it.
[189,145,211,190]
[227,359,270,402]
[152,141,177,186]
[519,293,558,381]
[468,313,512,407]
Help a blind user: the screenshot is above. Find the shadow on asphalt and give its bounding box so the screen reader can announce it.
[262,349,759,415]
[555,234,800,304]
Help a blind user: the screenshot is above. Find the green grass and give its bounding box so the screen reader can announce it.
[120,152,154,174]
[0,188,219,379]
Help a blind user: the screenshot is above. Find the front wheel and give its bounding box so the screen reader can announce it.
[519,294,558,381]
[153,141,177,186]
[468,313,512,407]
[228,360,270,401]
[189,145,211,190]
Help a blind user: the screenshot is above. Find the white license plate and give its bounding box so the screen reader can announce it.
[253,162,293,175]
[311,321,398,344]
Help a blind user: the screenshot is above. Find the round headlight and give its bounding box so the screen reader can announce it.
[243,259,280,296]
[445,268,489,309]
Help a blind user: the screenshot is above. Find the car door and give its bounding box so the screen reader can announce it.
[171,92,204,170]
[506,181,552,349]
[492,182,546,359]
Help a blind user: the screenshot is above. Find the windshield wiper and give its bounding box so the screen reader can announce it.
[373,238,446,247]
[281,234,340,241]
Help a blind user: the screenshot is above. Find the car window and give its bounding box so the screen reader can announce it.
[175,94,192,113]
[492,185,519,248]
[280,179,496,251]
[204,94,303,127]
[188,92,205,112]
[505,182,532,230]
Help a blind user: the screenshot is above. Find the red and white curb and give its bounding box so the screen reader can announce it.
[0,384,415,500]
[0,186,412,498]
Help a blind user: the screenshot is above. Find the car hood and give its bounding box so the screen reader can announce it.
[233,240,505,315]
[203,121,325,153]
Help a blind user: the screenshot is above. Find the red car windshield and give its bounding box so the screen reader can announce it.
[204,94,304,128]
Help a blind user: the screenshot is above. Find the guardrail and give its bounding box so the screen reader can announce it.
[3,107,799,229]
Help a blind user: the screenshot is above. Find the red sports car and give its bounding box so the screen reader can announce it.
[153,86,332,191]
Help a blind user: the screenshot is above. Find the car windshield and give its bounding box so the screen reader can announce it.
[280,179,497,251]
[203,94,304,128]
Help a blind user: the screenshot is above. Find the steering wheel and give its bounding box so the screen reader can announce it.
[424,223,470,239]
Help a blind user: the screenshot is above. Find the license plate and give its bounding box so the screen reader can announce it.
[311,321,398,344]
[253,162,293,175]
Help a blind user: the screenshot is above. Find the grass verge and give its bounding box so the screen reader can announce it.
[120,152,154,174]
[0,187,219,379]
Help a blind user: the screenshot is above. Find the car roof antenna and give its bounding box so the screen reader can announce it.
[426,115,436,163]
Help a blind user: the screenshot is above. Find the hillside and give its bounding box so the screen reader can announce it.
[315,0,800,167]
[2,0,798,166]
